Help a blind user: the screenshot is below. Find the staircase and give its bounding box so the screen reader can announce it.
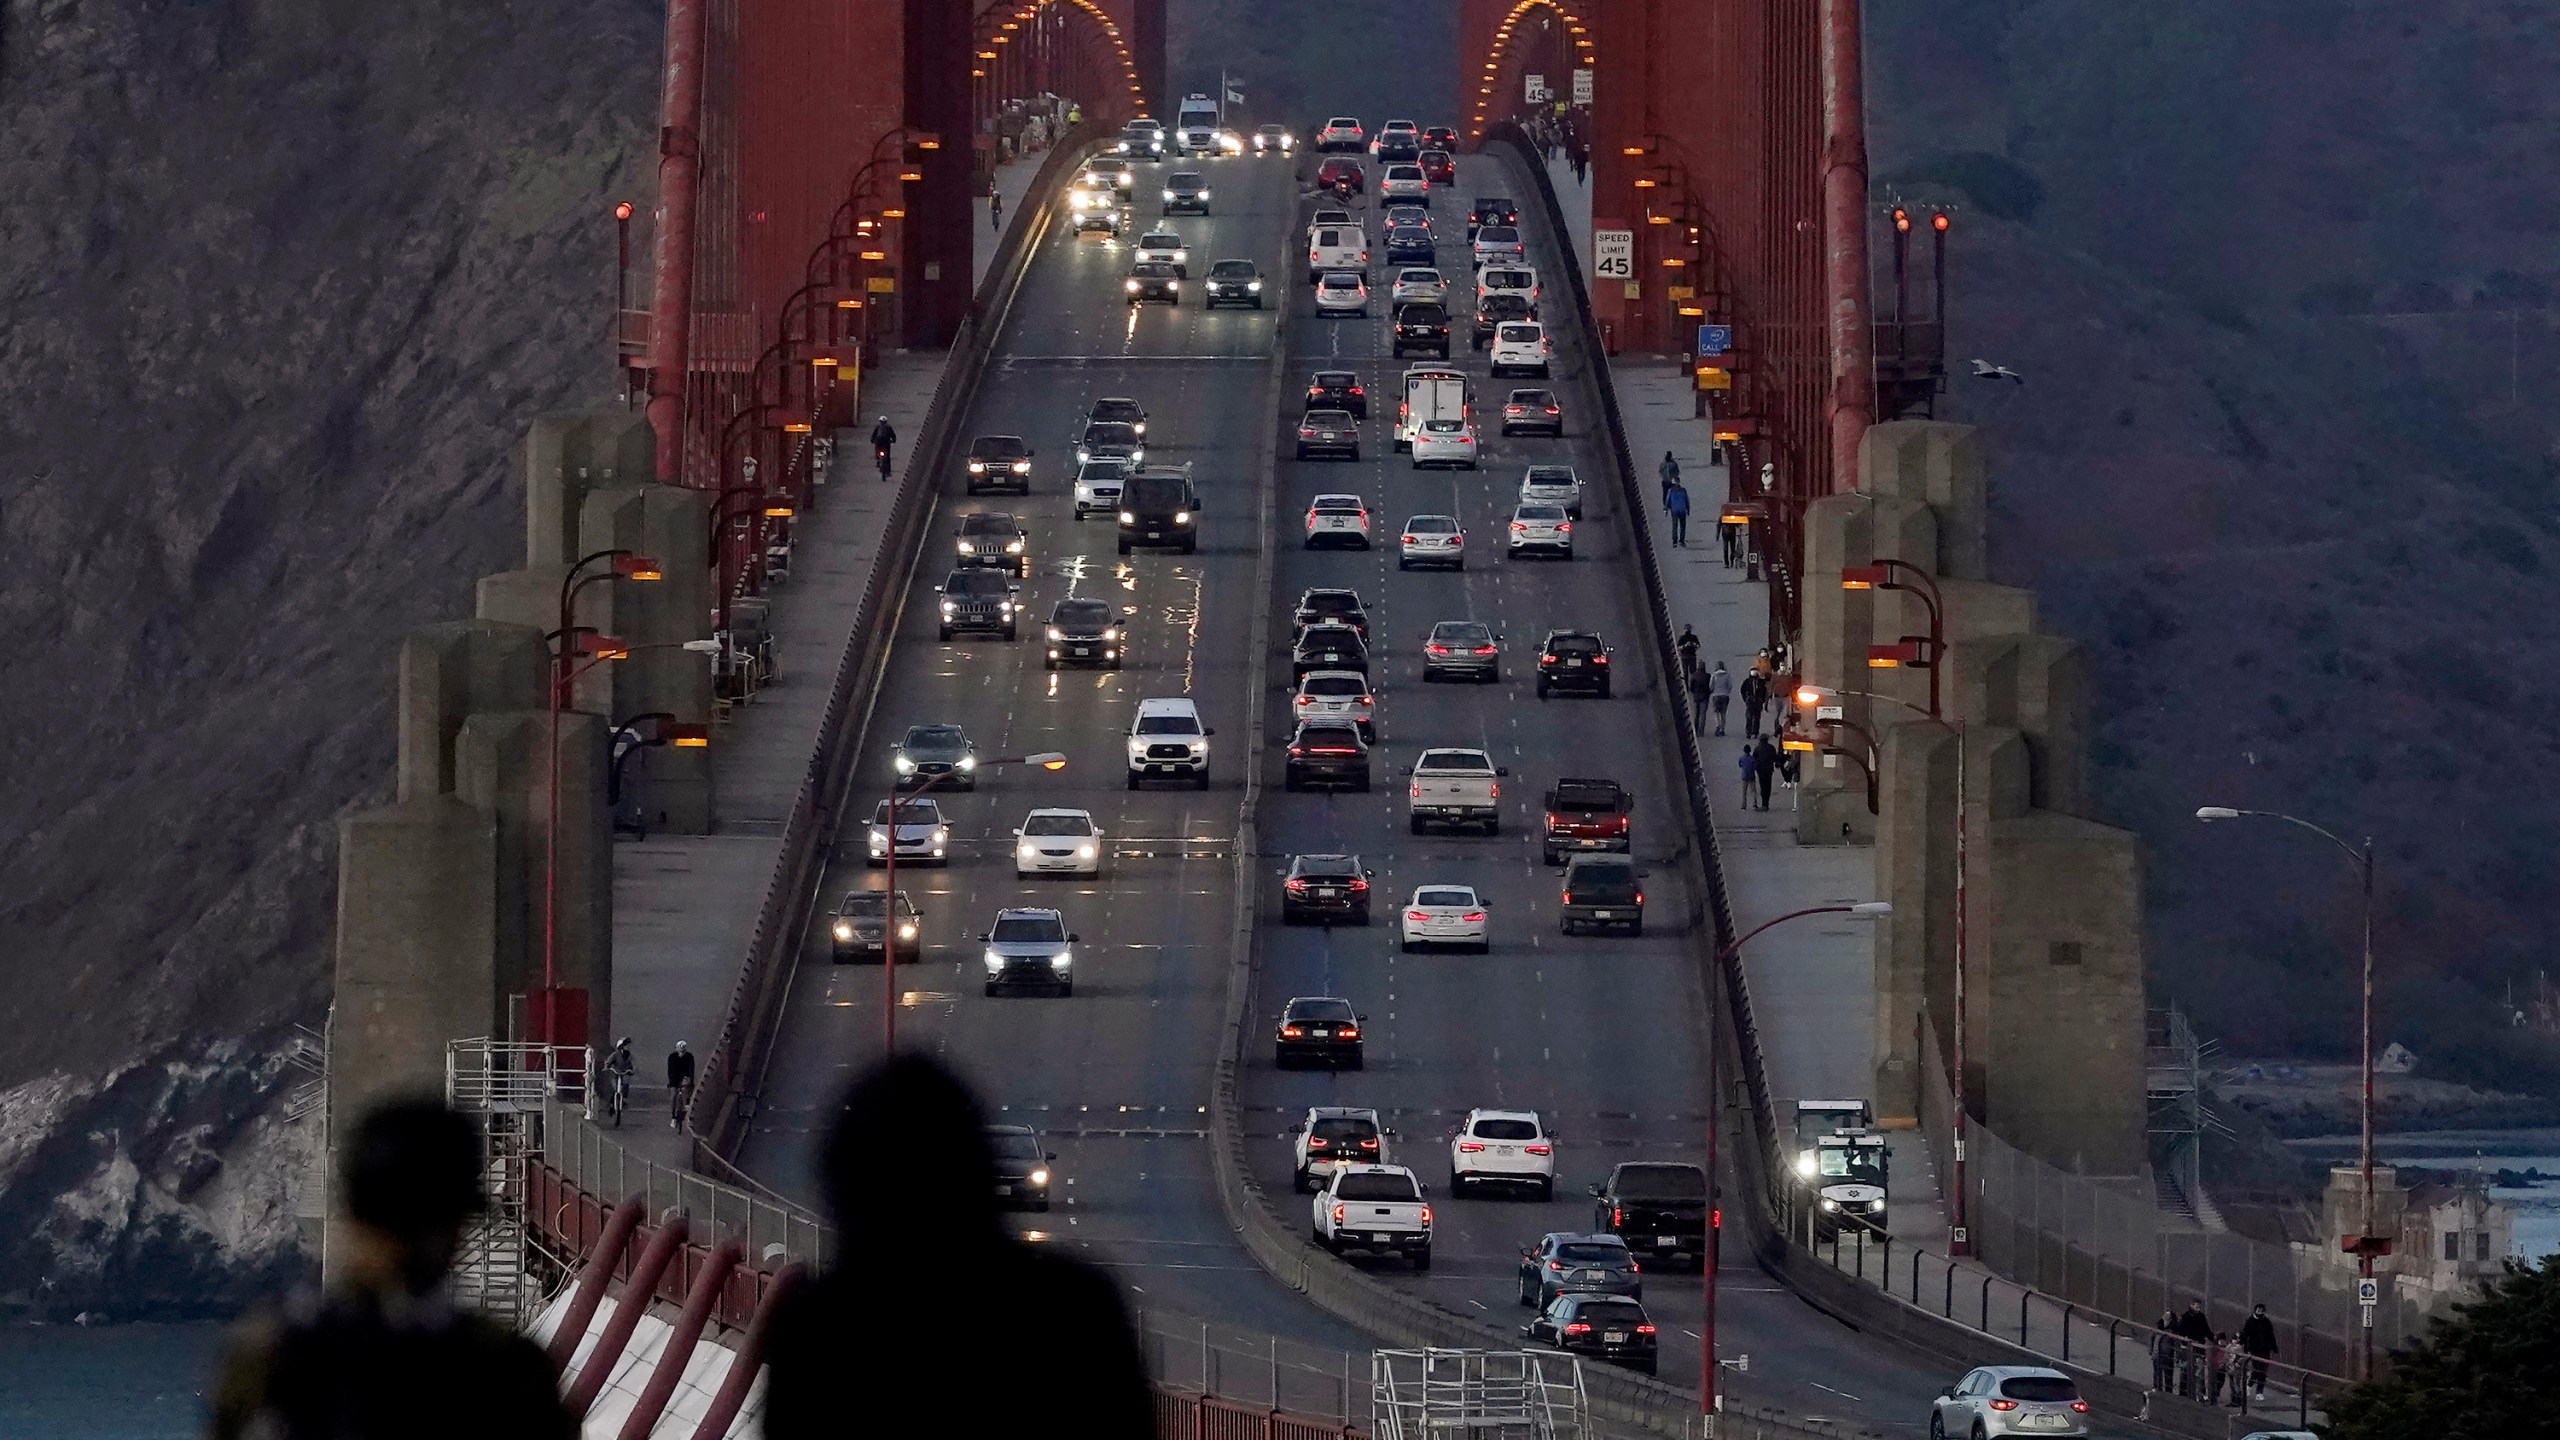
[446,1040,586,1328]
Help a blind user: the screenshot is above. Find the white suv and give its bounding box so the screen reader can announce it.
[1489,321,1552,378]
[1126,697,1211,789]
[1448,1108,1554,1198]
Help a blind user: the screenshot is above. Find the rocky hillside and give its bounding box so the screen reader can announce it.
[0,0,654,1318]
[1867,2,2560,1092]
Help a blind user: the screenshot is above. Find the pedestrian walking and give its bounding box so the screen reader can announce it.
[2205,1331,2231,1404]
[1739,670,1767,738]
[1569,146,1588,184]
[1721,514,1741,566]
[666,1039,696,1130]
[1658,451,1681,509]
[1675,624,1701,678]
[1751,736,1779,810]
[1687,663,1711,737]
[2238,1303,2277,1400]
[2149,1314,2178,1392]
[1665,479,1691,546]
[989,187,1005,231]
[1736,744,1756,805]
[2172,1299,2215,1397]
[209,1099,575,1440]
[1707,661,1733,735]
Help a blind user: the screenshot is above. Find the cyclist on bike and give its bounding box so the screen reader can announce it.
[601,1036,635,1124]
[869,414,897,482]
[666,1039,695,1130]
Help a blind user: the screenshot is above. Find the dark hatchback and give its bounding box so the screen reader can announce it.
[1501,387,1564,437]
[1292,623,1370,679]
[1392,302,1451,359]
[1296,409,1360,460]
[1305,370,1368,417]
[1204,258,1265,308]
[1126,261,1181,304]
[1383,222,1436,264]
[1163,170,1211,213]
[988,1124,1056,1211]
[1519,1232,1643,1307]
[1043,596,1122,670]
[1536,630,1613,697]
[1284,720,1371,792]
[1281,855,1373,926]
[1294,587,1370,639]
[1274,994,1367,1068]
[1523,1294,1659,1375]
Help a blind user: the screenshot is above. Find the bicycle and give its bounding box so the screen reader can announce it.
[670,1077,695,1130]
[875,445,894,483]
[602,1067,630,1127]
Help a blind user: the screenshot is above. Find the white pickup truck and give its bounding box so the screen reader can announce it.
[1311,1164,1432,1268]
[1408,747,1507,836]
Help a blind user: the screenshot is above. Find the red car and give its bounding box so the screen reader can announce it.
[1315,157,1367,194]
[1419,149,1456,186]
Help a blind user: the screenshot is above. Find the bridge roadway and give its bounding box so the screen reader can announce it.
[732,142,2089,1431]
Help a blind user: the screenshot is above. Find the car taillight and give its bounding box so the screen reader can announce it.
[1457,1141,1485,1152]
[1592,655,1608,664]
[1562,1322,1591,1336]
[1524,1142,1548,1153]
[1611,1206,1622,1225]
[1546,406,1559,414]
[1541,655,1556,665]
[1349,878,1368,891]
[1288,746,1305,757]
[1558,522,1572,533]
[1489,783,1500,799]
[1564,893,1575,906]
[1511,521,1527,532]
[1286,878,1308,891]
[1333,1204,1345,1222]
[1629,1261,1640,1272]
[1338,1025,1359,1038]
[1351,386,1363,395]
[1361,695,1374,704]
[1410,782,1422,798]
[1473,644,1496,654]
[1401,534,1416,544]
[1610,816,1630,832]
[1636,892,1644,904]
[2070,1403,2089,1414]
[1360,1137,1378,1148]
[1407,910,1431,922]
[1418,1205,1431,1224]
[1635,1324,1657,1335]
[1428,643,1450,654]
[1464,911,1486,922]
[1307,1137,1329,1148]
[1988,1401,2017,1413]
[1282,1025,1304,1036]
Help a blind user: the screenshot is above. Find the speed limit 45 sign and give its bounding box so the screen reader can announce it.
[1594,229,1634,279]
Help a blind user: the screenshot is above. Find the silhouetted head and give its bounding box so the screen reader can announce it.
[824,1055,999,1237]
[343,1098,484,1292]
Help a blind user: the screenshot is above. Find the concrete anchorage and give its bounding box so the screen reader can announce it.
[1815,422,2147,1179]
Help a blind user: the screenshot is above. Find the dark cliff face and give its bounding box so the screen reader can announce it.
[0,0,655,1317]
[1868,1,2560,1089]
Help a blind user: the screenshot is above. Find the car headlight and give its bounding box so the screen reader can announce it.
[940,600,957,615]
[1248,281,1261,291]
[898,923,917,940]
[968,460,986,472]
[1046,626,1064,641]
[1820,1198,1840,1212]
[1029,1168,1050,1187]
[957,541,977,554]
[1126,279,1140,292]
[894,756,916,774]
[1130,447,1145,463]
[1172,250,1186,263]
[1868,1199,1887,1212]
[1198,188,1211,199]
[1796,1153,1817,1178]
[1174,511,1190,524]
[998,601,1013,614]
[1076,446,1091,462]
[869,833,887,852]
[833,922,854,940]
[984,949,1004,971]
[1018,840,1039,858]
[957,756,976,770]
[1005,540,1022,553]
[1050,949,1072,969]
[1076,842,1097,859]
[1119,511,1135,524]
[1162,189,1176,201]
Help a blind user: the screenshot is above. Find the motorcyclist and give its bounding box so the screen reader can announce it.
[869,415,897,482]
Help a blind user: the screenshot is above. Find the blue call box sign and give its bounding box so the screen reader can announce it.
[1697,324,1732,356]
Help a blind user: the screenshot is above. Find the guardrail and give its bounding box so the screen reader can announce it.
[688,125,1104,1161]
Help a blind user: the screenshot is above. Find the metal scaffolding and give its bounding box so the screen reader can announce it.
[445,1039,586,1329]
[2145,1006,2229,1225]
[1371,1349,1589,1440]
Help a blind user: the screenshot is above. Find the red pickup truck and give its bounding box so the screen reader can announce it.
[1542,778,1632,865]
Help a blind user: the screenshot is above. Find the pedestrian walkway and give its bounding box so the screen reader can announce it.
[975,146,1053,292]
[604,145,1053,1168]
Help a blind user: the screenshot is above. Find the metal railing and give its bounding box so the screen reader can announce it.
[1141,1312,1372,1426]
[539,1098,832,1270]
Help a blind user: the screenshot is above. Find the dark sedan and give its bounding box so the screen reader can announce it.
[1274,994,1366,1068]
[1294,586,1370,638]
[1523,1293,1659,1375]
[1292,622,1370,679]
[1204,258,1265,308]
[1281,856,1373,927]
[828,889,919,963]
[1296,409,1360,460]
[1305,370,1368,417]
[1126,261,1181,305]
[1501,387,1564,437]
[1284,720,1371,792]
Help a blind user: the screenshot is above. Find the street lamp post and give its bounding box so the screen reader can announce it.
[1703,901,1893,1419]
[1799,677,1972,1253]
[1841,560,1944,718]
[874,751,1066,1051]
[2196,804,2385,1378]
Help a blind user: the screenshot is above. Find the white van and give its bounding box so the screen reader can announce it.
[1306,225,1369,283]
[1476,264,1539,308]
[1396,365,1470,453]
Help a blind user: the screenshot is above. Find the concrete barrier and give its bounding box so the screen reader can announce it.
[688,126,1106,1162]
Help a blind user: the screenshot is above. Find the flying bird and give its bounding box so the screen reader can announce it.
[1969,358,2025,384]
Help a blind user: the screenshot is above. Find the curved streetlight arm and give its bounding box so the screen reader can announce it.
[1715,902,1891,963]
[2198,806,2368,873]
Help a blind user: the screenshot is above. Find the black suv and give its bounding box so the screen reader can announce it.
[1383,221,1435,265]
[1126,261,1181,305]
[964,434,1033,494]
[1294,587,1370,638]
[1043,596,1122,670]
[1536,630,1613,697]
[1392,302,1451,359]
[988,1125,1057,1211]
[1291,623,1370,679]
[1204,259,1265,308]
[937,568,1018,641]
[1475,292,1535,348]
[1086,396,1148,434]
[1282,855,1373,926]
[1522,1294,1659,1375]
[1374,132,1420,163]
[1274,994,1366,1067]
[1163,170,1211,214]
[1305,370,1367,417]
[1284,720,1371,792]
[1560,855,1643,935]
[1467,196,1520,239]
[1117,469,1198,554]
[954,511,1030,575]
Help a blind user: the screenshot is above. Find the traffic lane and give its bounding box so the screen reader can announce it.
[1013,151,1287,364]
[737,151,1368,1344]
[1243,177,1725,1375]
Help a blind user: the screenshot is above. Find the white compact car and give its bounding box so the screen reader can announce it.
[1410,417,1478,470]
[1379,163,1430,201]
[1390,268,1448,307]
[1489,321,1552,378]
[1073,458,1130,519]
[1517,464,1583,518]
[1448,1108,1554,1197]
[1014,808,1104,878]
[1305,494,1373,549]
[1294,669,1376,740]
[1315,271,1370,317]
[1400,884,1488,953]
[1397,514,1465,570]
[1508,503,1573,558]
[1133,229,1190,277]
